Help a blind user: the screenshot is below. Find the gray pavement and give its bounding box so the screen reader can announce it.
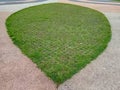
[70,0,120,6]
[0,0,58,12]
[0,0,48,5]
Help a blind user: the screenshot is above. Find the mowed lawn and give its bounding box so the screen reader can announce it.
[6,3,111,84]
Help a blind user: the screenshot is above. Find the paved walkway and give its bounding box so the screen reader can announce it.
[70,0,120,6]
[0,0,48,5]
[58,0,120,90]
[0,0,120,90]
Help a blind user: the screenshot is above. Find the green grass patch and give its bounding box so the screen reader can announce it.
[6,3,111,84]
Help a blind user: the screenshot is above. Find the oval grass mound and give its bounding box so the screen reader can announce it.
[6,3,111,84]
